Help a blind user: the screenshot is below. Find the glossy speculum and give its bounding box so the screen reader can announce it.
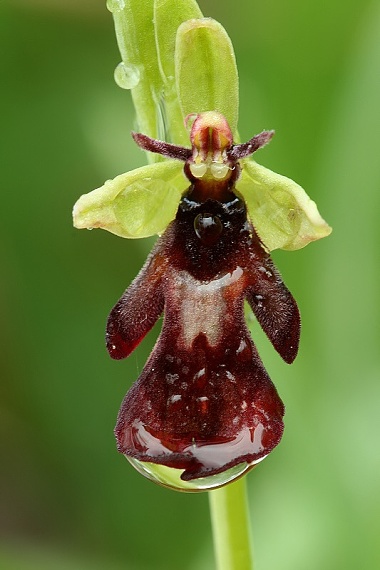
[107,112,300,485]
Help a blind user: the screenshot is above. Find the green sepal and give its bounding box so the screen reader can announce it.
[175,19,239,140]
[73,161,186,238]
[237,160,332,251]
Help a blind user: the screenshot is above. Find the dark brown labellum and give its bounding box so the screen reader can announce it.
[107,193,300,481]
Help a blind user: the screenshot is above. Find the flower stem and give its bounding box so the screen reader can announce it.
[209,477,253,570]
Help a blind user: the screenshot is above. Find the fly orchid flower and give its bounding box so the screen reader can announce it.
[73,13,331,491]
[107,111,300,487]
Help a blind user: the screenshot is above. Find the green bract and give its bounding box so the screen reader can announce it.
[74,2,331,250]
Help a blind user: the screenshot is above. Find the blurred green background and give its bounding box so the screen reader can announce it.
[1,0,379,568]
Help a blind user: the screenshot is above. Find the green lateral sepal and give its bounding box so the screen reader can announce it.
[73,161,187,238]
[237,159,332,251]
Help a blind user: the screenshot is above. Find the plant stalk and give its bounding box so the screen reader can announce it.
[209,477,253,570]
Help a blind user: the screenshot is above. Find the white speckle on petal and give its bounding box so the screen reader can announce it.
[167,394,182,405]
[226,371,236,382]
[165,373,179,384]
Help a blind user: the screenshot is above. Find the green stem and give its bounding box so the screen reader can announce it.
[209,477,254,570]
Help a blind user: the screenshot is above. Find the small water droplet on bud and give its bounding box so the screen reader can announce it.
[114,62,140,90]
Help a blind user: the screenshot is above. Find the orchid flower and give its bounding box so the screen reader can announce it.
[73,8,331,491]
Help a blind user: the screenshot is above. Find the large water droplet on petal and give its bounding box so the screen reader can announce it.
[127,457,265,492]
[106,0,125,13]
[114,62,140,90]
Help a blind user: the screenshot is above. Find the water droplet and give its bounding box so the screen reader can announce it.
[127,458,259,492]
[194,213,223,246]
[114,62,140,90]
[119,421,270,491]
[106,0,125,13]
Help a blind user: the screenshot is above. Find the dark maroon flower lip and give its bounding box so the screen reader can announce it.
[107,113,300,481]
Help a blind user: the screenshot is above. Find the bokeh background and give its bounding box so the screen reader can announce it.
[1,0,379,568]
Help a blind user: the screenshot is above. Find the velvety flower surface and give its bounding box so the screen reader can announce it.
[104,112,301,480]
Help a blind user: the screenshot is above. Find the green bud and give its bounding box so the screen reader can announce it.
[154,0,203,145]
[108,0,205,153]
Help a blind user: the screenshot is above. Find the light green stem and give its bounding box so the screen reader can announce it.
[209,477,253,570]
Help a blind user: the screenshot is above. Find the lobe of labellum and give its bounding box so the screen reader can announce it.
[245,262,300,364]
[106,249,167,359]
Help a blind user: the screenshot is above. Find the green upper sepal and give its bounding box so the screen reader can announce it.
[237,159,332,251]
[175,18,239,140]
[73,161,186,238]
